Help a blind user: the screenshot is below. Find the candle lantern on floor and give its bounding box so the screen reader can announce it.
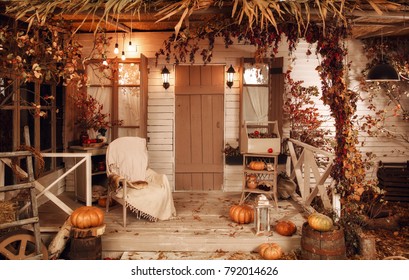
[253,194,273,236]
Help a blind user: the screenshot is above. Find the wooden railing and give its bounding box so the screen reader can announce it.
[1,152,93,215]
[287,138,337,212]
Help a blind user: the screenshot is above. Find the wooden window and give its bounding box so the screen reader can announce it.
[240,58,284,135]
[0,77,64,175]
[85,56,147,140]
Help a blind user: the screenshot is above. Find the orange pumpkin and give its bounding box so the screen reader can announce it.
[275,220,297,236]
[258,243,283,260]
[97,197,114,208]
[248,161,265,170]
[229,204,254,224]
[246,174,258,189]
[70,206,105,229]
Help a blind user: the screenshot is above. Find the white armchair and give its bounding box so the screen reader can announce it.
[105,137,176,226]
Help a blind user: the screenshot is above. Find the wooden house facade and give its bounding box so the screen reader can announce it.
[61,31,408,195]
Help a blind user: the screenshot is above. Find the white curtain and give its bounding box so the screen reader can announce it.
[87,87,112,140]
[118,87,141,137]
[118,87,140,126]
[243,86,269,122]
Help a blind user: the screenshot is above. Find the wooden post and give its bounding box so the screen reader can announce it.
[358,231,377,260]
[68,224,105,260]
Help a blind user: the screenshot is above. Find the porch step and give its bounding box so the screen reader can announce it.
[119,251,264,260]
[101,193,306,255]
[101,225,302,253]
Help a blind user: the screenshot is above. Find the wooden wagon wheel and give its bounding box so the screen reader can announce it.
[0,229,48,260]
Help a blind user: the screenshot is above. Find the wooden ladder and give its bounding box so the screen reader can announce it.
[0,126,44,259]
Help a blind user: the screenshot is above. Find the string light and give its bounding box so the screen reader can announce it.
[121,33,126,61]
[114,42,119,55]
[128,14,133,51]
[102,31,108,66]
[102,54,108,66]
[114,13,119,54]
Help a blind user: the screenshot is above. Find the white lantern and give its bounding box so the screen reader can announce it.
[253,194,273,236]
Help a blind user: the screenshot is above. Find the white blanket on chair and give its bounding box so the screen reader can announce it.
[115,169,176,221]
[106,137,176,221]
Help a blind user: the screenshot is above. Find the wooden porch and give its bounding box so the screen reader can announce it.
[35,138,337,259]
[38,191,308,260]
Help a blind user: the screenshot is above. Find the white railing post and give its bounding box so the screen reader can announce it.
[85,153,92,206]
[333,192,341,221]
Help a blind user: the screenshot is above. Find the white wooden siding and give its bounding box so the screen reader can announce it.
[74,33,408,193]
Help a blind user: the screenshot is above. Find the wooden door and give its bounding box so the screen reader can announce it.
[175,65,224,191]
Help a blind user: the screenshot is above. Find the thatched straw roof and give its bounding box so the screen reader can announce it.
[1,0,409,38]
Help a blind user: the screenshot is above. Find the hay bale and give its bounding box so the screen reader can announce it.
[0,201,17,224]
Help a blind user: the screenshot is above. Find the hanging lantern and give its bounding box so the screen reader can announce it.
[366,59,400,82]
[253,194,273,236]
[161,66,170,89]
[226,65,235,88]
[366,29,400,82]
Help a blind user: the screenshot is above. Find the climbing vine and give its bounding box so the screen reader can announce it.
[156,21,368,199]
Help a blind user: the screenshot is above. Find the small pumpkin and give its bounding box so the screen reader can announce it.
[97,197,114,208]
[248,161,265,170]
[246,175,258,189]
[229,204,254,224]
[275,220,297,236]
[258,243,283,260]
[307,212,333,232]
[70,206,105,229]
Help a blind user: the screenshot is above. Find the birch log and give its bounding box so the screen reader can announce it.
[48,217,72,259]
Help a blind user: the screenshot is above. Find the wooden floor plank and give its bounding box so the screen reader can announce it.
[38,191,307,257]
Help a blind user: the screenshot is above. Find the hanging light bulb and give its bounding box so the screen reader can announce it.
[114,43,119,54]
[114,13,119,55]
[128,14,133,52]
[102,54,108,66]
[121,33,126,61]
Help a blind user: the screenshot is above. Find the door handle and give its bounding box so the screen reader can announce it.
[216,121,220,128]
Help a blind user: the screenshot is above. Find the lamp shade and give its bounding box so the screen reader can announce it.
[366,60,400,82]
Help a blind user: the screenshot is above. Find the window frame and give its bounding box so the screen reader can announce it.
[84,57,146,141]
[0,76,63,176]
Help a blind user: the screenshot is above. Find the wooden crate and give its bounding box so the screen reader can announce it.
[240,121,281,154]
[377,161,409,202]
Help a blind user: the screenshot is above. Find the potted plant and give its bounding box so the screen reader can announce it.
[223,143,242,165]
[71,84,123,145]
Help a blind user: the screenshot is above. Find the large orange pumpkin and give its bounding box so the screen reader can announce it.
[70,206,105,229]
[258,243,283,260]
[275,220,297,236]
[229,204,254,224]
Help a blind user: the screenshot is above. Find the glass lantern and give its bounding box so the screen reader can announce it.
[253,194,273,236]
